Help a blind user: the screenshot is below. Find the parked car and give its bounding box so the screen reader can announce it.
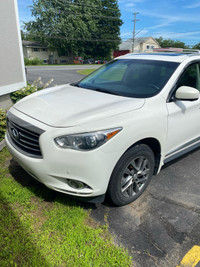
[83,58,94,64]
[6,51,200,206]
[95,60,104,64]
[73,56,83,64]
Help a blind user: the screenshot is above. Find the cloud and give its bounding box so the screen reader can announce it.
[120,32,133,38]
[120,29,149,39]
[125,3,135,7]
[119,0,145,9]
[184,2,200,8]
[153,31,200,40]
[119,0,144,3]
[136,29,149,37]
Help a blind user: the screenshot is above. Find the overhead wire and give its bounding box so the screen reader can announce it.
[57,0,119,12]
[23,32,121,42]
[31,0,121,20]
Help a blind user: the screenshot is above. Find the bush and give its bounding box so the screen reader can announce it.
[0,109,6,141]
[10,77,54,104]
[0,78,54,141]
[24,57,44,66]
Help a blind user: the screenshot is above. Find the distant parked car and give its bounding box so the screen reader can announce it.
[83,58,94,64]
[95,60,107,64]
[73,57,83,64]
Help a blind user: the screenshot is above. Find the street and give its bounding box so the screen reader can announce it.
[26,65,200,267]
[26,65,100,87]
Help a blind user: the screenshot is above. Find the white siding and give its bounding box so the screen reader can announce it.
[0,0,26,96]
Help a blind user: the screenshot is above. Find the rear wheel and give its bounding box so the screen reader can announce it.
[107,144,155,206]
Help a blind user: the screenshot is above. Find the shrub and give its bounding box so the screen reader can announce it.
[0,109,6,141]
[0,78,54,141]
[10,77,54,104]
[24,57,44,66]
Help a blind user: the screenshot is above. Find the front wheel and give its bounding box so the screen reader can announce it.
[107,144,155,206]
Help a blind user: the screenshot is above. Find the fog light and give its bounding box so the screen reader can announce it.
[67,179,85,189]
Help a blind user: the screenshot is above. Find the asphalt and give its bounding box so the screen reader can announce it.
[26,65,100,86]
[25,66,200,267]
[91,148,200,267]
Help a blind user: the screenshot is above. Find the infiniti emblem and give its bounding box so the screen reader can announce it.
[11,127,20,141]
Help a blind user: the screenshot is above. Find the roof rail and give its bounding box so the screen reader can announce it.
[153,48,200,54]
[182,49,200,53]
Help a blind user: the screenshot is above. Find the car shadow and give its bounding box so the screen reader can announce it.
[8,158,98,210]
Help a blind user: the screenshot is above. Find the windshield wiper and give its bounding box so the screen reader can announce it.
[71,83,121,96]
[92,88,121,96]
[70,82,82,87]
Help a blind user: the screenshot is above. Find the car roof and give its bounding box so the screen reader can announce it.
[117,52,200,63]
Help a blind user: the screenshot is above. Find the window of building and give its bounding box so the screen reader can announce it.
[60,60,67,64]
[32,48,40,52]
[42,48,47,52]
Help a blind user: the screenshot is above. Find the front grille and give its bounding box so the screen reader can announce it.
[7,113,45,158]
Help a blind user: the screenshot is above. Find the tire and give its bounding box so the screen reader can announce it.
[107,144,155,206]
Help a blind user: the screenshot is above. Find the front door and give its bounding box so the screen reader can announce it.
[165,62,200,161]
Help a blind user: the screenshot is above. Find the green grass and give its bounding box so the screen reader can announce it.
[77,65,127,81]
[77,69,96,75]
[0,148,132,266]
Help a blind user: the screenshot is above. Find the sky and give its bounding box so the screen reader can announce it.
[17,0,200,46]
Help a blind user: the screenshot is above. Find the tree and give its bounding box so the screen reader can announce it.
[24,0,122,61]
[155,37,188,49]
[192,43,200,49]
[84,0,123,59]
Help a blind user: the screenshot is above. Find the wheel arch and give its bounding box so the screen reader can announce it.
[127,137,161,175]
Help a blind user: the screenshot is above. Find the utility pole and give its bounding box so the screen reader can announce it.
[132,12,139,53]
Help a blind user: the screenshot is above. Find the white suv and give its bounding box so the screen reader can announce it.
[6,52,200,206]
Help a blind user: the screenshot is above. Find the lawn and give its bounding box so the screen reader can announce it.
[0,148,132,266]
[77,69,96,75]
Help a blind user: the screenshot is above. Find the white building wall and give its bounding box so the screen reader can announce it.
[0,0,26,100]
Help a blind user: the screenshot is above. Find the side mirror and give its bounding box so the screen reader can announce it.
[175,86,199,101]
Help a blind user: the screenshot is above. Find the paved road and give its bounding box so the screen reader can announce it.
[26,65,100,86]
[90,148,200,266]
[25,65,200,266]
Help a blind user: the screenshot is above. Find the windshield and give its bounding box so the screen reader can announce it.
[76,59,179,98]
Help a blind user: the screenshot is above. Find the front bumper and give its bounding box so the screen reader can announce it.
[5,110,122,199]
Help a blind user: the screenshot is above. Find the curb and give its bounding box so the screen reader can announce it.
[0,139,6,151]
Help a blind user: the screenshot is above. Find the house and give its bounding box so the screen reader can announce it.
[117,37,160,55]
[22,41,68,64]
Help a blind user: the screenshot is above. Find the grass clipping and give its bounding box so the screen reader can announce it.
[0,148,132,267]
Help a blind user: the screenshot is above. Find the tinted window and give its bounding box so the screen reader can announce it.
[77,59,179,98]
[177,63,200,91]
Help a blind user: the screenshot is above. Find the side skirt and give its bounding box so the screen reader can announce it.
[164,137,200,164]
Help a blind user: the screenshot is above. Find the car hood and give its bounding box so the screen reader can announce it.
[14,84,145,127]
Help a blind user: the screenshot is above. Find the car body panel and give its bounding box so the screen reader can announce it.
[14,84,145,127]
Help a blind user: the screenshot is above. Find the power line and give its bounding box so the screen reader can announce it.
[23,32,121,43]
[33,0,120,20]
[58,11,120,20]
[27,8,121,20]
[57,0,119,12]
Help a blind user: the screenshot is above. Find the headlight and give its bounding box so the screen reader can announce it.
[54,128,122,151]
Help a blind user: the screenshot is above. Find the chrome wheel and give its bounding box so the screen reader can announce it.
[121,156,150,198]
